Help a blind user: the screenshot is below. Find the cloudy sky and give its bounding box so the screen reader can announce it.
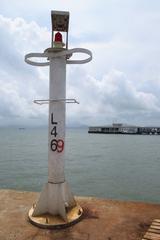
[0,0,160,127]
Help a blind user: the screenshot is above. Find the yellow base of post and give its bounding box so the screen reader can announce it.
[28,204,83,229]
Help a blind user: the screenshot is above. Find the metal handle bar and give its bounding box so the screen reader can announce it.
[25,52,49,66]
[34,98,79,105]
[67,48,92,64]
[25,48,92,66]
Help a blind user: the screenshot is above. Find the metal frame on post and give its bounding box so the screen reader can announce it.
[25,10,92,229]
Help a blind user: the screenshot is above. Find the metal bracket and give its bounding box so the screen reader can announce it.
[25,48,92,66]
[34,98,79,105]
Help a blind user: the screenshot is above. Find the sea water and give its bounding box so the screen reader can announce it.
[0,127,160,203]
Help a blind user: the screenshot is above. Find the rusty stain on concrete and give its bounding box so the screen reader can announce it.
[0,189,160,240]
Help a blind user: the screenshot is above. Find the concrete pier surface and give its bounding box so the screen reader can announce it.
[0,189,160,240]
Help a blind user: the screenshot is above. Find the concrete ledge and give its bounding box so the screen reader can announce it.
[0,189,160,240]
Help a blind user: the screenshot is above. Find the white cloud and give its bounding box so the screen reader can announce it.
[66,68,160,126]
[0,1,160,127]
[0,15,49,126]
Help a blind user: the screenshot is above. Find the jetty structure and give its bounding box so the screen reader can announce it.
[1,189,160,240]
[25,10,92,228]
[88,123,160,135]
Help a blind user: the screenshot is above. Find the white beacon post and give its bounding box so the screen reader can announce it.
[25,10,92,228]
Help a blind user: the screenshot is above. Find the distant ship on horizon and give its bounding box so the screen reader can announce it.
[18,128,26,130]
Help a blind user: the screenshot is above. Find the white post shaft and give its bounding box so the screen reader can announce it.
[24,46,92,220]
[48,56,66,183]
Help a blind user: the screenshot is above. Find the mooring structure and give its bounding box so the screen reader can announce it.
[25,10,92,228]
